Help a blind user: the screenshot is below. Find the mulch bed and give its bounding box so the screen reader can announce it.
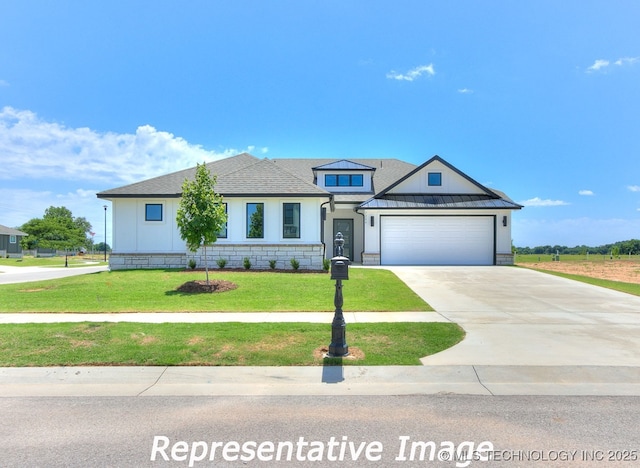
[176,280,238,294]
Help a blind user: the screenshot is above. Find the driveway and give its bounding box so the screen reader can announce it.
[388,266,640,366]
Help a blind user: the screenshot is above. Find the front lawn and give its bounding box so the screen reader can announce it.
[0,321,463,366]
[0,268,432,313]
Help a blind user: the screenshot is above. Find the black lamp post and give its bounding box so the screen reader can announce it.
[103,205,107,262]
[328,232,349,357]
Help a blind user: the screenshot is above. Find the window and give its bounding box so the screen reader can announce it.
[218,203,228,238]
[9,235,16,244]
[324,174,364,187]
[325,175,337,187]
[428,172,442,186]
[351,174,363,186]
[283,203,300,238]
[145,203,163,221]
[246,203,264,238]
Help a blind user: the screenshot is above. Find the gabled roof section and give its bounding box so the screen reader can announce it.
[0,224,28,236]
[312,159,377,171]
[358,155,522,210]
[97,153,330,199]
[375,155,500,198]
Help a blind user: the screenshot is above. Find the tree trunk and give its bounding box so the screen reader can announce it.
[203,244,210,285]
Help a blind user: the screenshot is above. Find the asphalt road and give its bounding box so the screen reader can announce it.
[2,395,639,467]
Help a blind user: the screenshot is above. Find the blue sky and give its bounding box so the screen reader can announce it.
[1,1,639,248]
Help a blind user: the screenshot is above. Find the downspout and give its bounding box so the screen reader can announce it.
[320,195,334,260]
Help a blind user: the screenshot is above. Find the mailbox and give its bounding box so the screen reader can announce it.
[330,258,350,280]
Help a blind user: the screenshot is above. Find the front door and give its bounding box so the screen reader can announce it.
[333,219,353,260]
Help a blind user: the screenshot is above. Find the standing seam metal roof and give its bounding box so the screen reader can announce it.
[358,194,523,209]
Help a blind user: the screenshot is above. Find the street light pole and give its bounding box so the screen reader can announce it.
[103,205,107,262]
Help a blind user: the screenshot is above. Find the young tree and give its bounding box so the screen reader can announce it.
[176,163,227,285]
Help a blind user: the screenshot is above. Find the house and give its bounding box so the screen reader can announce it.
[96,153,522,270]
[0,224,28,258]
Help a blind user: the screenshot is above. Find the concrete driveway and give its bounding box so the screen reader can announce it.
[388,266,640,366]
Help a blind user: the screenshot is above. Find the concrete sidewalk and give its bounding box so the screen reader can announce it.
[0,264,108,284]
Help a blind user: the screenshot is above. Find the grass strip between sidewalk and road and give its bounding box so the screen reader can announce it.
[0,322,464,366]
[0,268,432,313]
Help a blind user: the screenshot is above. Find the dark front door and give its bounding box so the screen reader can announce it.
[333,219,353,260]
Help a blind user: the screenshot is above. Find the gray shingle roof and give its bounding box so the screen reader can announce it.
[96,153,520,209]
[97,153,329,198]
[216,158,329,196]
[0,224,28,236]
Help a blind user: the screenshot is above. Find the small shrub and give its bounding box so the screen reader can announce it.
[188,259,197,270]
[269,259,277,269]
[216,258,227,269]
[243,257,252,270]
[322,258,331,271]
[290,258,300,270]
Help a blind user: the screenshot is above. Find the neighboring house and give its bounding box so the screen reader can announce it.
[0,224,28,258]
[97,153,522,270]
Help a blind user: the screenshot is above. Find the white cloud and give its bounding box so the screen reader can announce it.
[587,56,639,73]
[587,59,610,72]
[614,57,639,66]
[0,106,263,240]
[386,63,435,81]
[519,197,570,207]
[627,185,640,192]
[457,88,473,94]
[579,190,594,196]
[0,106,252,186]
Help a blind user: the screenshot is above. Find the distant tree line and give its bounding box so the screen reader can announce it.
[515,239,640,256]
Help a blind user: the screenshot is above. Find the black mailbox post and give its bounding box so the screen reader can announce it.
[328,232,349,357]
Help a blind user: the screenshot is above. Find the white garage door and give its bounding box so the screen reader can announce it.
[381,216,494,265]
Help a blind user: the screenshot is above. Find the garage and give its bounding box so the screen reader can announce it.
[380,215,495,265]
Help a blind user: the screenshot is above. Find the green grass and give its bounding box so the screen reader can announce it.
[519,267,640,296]
[0,268,432,313]
[0,255,107,268]
[0,322,464,366]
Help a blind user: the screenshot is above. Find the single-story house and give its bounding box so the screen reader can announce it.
[97,153,522,270]
[0,224,28,258]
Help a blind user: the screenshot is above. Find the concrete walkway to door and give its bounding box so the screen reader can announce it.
[388,266,640,367]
